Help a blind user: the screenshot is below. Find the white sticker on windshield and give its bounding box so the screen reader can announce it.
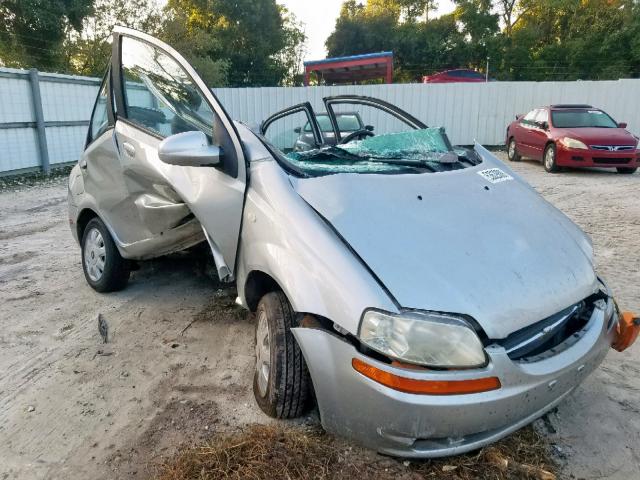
[477,168,513,184]
[588,110,603,114]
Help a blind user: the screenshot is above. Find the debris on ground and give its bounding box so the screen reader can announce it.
[154,424,556,480]
[98,313,109,343]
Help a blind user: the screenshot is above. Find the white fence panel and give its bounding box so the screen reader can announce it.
[0,67,100,174]
[215,80,640,146]
[1,67,639,175]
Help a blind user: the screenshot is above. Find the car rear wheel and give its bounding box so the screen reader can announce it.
[253,291,310,419]
[543,143,559,173]
[81,217,130,292]
[617,167,637,174]
[507,137,521,161]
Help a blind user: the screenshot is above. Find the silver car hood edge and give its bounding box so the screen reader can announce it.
[292,146,598,339]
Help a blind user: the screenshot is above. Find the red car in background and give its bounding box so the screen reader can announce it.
[422,69,487,83]
[506,105,639,174]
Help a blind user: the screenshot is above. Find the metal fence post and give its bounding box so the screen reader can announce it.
[28,68,50,175]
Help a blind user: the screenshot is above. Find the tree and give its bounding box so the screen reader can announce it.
[273,7,307,86]
[505,0,637,80]
[451,0,500,75]
[326,0,640,82]
[326,0,397,57]
[394,14,468,81]
[0,0,94,70]
[160,6,229,86]
[327,0,469,81]
[165,0,305,86]
[64,0,162,77]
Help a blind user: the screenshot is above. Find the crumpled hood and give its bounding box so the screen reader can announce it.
[292,146,598,339]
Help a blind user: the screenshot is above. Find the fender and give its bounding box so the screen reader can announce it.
[236,159,398,335]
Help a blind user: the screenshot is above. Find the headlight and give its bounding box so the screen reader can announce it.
[559,137,588,150]
[359,310,487,368]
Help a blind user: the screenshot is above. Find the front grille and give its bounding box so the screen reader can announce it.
[593,157,631,165]
[498,294,604,361]
[590,145,635,152]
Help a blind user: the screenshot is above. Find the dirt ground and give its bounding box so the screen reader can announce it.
[0,154,638,480]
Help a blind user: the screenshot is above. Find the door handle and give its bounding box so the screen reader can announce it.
[123,142,136,157]
[79,158,87,169]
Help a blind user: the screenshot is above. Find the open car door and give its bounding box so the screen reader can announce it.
[323,95,427,141]
[110,26,246,281]
[260,102,323,153]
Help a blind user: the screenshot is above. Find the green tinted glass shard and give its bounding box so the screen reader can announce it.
[339,128,449,159]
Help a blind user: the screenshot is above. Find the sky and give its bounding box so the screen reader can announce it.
[277,0,456,61]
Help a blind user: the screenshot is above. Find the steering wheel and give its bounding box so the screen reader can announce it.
[339,129,375,144]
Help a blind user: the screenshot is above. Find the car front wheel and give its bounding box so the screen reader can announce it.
[81,217,130,292]
[253,291,310,419]
[543,143,559,173]
[507,137,521,161]
[617,167,637,174]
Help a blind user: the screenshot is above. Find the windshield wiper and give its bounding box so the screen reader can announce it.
[362,156,440,171]
[294,147,445,172]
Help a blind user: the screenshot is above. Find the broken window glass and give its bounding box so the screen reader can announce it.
[281,128,477,176]
[261,99,482,177]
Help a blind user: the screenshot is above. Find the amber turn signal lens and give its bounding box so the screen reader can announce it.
[612,311,640,352]
[352,358,501,395]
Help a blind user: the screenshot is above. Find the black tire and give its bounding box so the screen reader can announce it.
[617,167,637,174]
[507,137,521,161]
[543,143,559,173]
[253,291,310,419]
[81,217,130,292]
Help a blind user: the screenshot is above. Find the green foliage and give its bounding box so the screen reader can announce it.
[0,0,94,69]
[165,0,306,86]
[504,0,639,80]
[160,6,229,86]
[326,1,398,57]
[327,0,640,82]
[0,0,305,87]
[2,0,638,84]
[64,0,162,77]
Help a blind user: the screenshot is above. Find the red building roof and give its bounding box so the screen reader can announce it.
[303,52,393,86]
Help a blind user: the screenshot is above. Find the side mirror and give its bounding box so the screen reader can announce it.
[365,125,374,132]
[618,122,627,129]
[158,131,221,167]
[540,121,549,130]
[516,114,523,120]
[294,126,302,134]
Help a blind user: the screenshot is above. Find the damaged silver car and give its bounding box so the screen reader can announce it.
[68,27,639,457]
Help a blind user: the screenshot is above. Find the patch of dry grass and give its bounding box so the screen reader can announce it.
[154,423,557,480]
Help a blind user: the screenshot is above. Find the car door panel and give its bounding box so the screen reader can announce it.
[510,120,526,152]
[516,110,539,156]
[81,72,141,245]
[82,129,140,243]
[114,120,191,237]
[261,102,323,152]
[528,110,549,159]
[323,95,428,143]
[111,27,246,280]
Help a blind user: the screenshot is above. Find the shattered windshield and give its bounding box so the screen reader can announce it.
[261,100,481,176]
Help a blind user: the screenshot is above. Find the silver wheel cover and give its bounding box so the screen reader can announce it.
[84,227,106,282]
[545,147,555,169]
[508,139,516,158]
[255,310,271,397]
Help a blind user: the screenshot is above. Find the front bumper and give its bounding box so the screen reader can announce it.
[556,146,640,168]
[293,297,616,458]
